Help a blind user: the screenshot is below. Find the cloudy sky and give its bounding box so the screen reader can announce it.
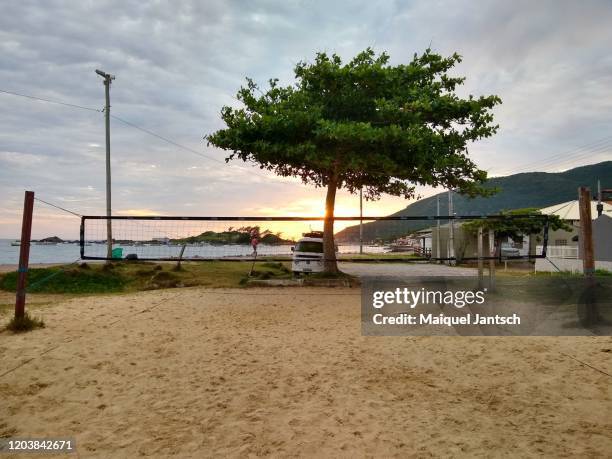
[1,0,612,238]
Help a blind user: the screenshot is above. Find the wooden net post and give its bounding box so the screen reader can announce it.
[15,191,35,319]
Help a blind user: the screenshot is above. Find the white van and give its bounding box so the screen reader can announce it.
[291,231,325,275]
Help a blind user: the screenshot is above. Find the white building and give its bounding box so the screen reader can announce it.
[536,200,612,273]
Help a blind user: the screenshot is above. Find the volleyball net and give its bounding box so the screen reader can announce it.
[80,214,550,262]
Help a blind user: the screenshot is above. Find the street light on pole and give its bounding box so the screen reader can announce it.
[95,69,115,260]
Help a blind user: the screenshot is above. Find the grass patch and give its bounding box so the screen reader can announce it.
[144,270,184,289]
[5,312,45,333]
[259,262,292,276]
[0,261,295,294]
[0,265,125,294]
[241,263,294,284]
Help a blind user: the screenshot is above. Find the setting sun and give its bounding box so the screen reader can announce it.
[243,194,415,239]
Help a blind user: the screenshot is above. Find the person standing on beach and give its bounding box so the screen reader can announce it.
[250,228,260,256]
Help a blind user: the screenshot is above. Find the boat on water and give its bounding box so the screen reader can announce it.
[10,240,61,246]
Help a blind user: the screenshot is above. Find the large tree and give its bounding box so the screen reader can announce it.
[207,48,501,272]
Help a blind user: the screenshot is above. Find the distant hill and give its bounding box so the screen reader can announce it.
[38,236,63,243]
[336,161,612,242]
[172,227,292,245]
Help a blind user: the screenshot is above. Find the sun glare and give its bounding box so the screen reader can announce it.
[246,196,412,240]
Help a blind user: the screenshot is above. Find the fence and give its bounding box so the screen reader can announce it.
[535,258,612,273]
[537,245,579,259]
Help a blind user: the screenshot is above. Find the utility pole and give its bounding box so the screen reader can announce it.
[477,226,484,289]
[436,195,441,262]
[96,69,115,260]
[359,187,363,254]
[448,189,455,265]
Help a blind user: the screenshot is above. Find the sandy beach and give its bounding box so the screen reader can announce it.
[1,287,611,457]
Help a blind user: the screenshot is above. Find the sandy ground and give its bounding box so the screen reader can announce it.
[1,287,611,458]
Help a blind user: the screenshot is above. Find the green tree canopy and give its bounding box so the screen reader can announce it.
[463,208,571,256]
[463,208,570,240]
[207,48,502,272]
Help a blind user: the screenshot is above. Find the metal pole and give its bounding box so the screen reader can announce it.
[448,190,455,265]
[488,228,496,291]
[15,191,34,319]
[596,180,603,217]
[436,195,441,262]
[477,226,483,288]
[359,187,363,254]
[103,76,113,260]
[249,250,258,277]
[176,244,187,271]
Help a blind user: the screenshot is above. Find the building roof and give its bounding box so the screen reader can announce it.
[539,200,612,221]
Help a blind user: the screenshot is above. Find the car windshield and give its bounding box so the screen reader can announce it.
[295,241,323,253]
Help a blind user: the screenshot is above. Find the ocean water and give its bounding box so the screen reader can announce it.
[0,239,82,264]
[0,239,387,265]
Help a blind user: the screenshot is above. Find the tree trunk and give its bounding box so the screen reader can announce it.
[323,174,338,274]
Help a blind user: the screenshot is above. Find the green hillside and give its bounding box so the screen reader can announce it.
[336,161,612,241]
[172,226,293,245]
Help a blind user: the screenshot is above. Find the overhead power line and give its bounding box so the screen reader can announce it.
[0,89,102,112]
[503,141,612,176]
[0,87,278,183]
[0,87,225,165]
[109,114,280,182]
[109,114,226,166]
[494,135,612,176]
[2,86,609,184]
